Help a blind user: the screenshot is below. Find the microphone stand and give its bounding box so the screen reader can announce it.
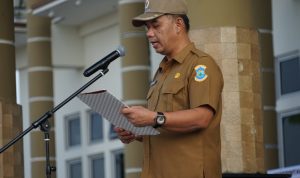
[0,68,109,178]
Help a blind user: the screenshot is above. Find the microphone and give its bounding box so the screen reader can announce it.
[83,46,125,77]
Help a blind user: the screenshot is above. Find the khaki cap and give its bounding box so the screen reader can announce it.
[132,0,188,27]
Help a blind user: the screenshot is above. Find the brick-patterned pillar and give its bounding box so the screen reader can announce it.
[26,0,56,177]
[118,0,150,178]
[187,0,274,173]
[0,0,24,178]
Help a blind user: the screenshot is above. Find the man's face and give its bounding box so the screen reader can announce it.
[145,15,178,56]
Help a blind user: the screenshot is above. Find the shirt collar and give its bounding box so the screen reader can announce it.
[172,42,196,64]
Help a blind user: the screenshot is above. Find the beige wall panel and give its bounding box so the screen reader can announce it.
[31,161,56,178]
[0,0,14,39]
[28,42,52,66]
[122,38,150,67]
[30,131,56,157]
[187,0,272,29]
[264,148,279,170]
[260,34,275,69]
[0,45,16,102]
[29,101,54,123]
[263,111,278,144]
[261,72,276,106]
[119,3,145,32]
[124,142,143,168]
[26,15,51,38]
[28,72,53,96]
[0,100,23,178]
[123,71,150,101]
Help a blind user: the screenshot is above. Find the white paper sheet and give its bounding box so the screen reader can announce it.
[77,90,159,135]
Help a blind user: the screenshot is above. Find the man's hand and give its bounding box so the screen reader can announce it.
[121,106,156,127]
[114,127,142,144]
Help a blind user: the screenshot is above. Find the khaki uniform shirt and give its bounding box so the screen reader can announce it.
[141,43,224,178]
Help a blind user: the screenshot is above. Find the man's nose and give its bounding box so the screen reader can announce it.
[146,28,154,38]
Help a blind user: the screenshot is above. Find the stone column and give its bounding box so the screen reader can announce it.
[0,1,24,178]
[187,0,275,173]
[119,0,150,178]
[26,0,56,177]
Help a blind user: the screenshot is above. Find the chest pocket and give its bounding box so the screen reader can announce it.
[161,80,186,111]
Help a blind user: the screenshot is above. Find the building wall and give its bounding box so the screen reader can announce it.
[272,0,300,168]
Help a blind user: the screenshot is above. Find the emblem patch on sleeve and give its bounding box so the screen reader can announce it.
[194,65,208,82]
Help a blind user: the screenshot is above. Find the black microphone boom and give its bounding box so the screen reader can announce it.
[83,46,125,77]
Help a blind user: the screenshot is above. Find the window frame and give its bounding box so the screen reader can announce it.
[89,153,105,178]
[277,109,300,167]
[88,110,104,144]
[275,50,300,98]
[65,112,82,149]
[111,149,125,178]
[66,158,82,178]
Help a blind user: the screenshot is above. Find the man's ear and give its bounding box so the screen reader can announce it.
[175,17,184,32]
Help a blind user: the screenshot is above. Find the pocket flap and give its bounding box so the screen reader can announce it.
[162,80,185,94]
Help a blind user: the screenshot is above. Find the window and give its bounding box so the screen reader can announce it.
[109,124,118,140]
[282,113,300,166]
[90,154,105,178]
[276,50,300,96]
[112,150,124,178]
[89,111,103,143]
[65,113,81,148]
[67,159,82,178]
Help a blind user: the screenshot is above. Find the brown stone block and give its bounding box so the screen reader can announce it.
[263,111,278,144]
[221,124,242,142]
[30,131,56,157]
[222,43,237,59]
[3,151,13,162]
[3,126,13,139]
[125,141,143,168]
[251,30,259,45]
[4,163,14,177]
[189,29,206,45]
[3,114,13,128]
[204,43,222,60]
[253,93,262,109]
[260,33,274,68]
[239,75,252,92]
[222,91,240,116]
[253,109,263,126]
[237,28,251,44]
[251,45,261,62]
[241,124,256,143]
[0,101,2,115]
[252,72,262,93]
[13,165,24,178]
[222,59,239,76]
[237,43,251,60]
[240,91,254,108]
[255,141,265,159]
[261,72,276,105]
[264,148,279,170]
[223,74,239,92]
[221,27,237,43]
[256,125,264,143]
[242,141,257,172]
[238,58,252,75]
[221,140,243,157]
[240,108,254,125]
[202,27,221,43]
[223,157,244,173]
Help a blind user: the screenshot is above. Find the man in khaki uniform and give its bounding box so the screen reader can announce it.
[115,0,224,177]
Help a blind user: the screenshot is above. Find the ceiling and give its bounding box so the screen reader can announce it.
[32,0,119,26]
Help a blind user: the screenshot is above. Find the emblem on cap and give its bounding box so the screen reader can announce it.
[145,0,150,11]
[194,65,208,82]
